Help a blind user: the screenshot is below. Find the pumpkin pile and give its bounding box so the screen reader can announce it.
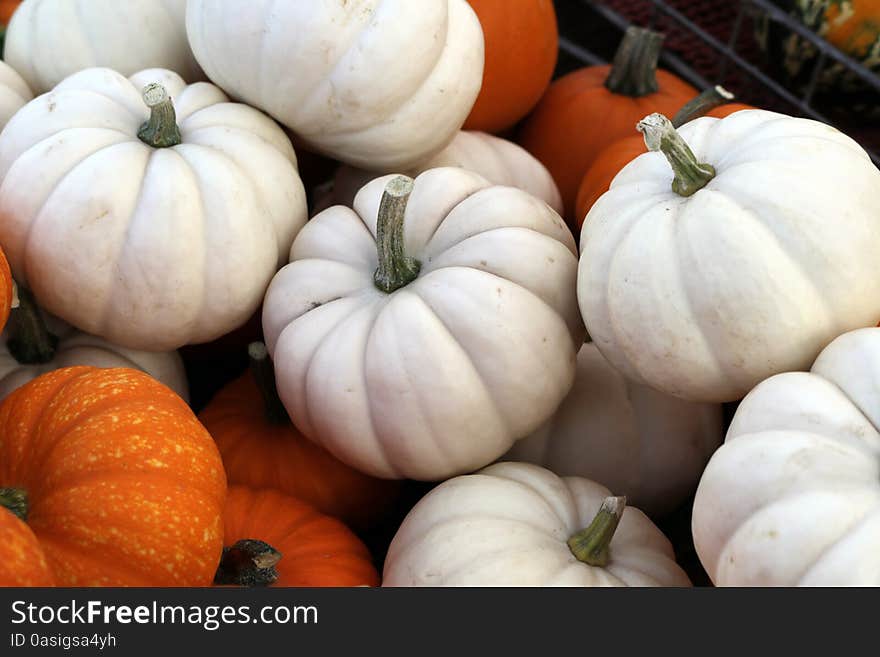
[0,0,879,589]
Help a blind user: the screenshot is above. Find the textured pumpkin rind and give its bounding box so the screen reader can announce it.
[0,367,226,586]
[199,373,400,531]
[463,0,558,133]
[222,486,378,587]
[0,507,55,587]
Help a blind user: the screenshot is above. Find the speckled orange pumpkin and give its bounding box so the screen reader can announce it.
[0,367,227,586]
[198,344,400,532]
[215,486,379,587]
[0,507,54,586]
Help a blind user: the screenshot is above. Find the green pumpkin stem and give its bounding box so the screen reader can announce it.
[0,487,28,522]
[214,539,282,587]
[248,342,289,426]
[672,85,735,128]
[6,285,58,365]
[605,27,665,97]
[138,83,182,149]
[568,496,626,566]
[373,175,420,294]
[638,113,716,197]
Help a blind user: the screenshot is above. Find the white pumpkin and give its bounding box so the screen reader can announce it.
[382,461,692,586]
[186,0,484,171]
[316,131,564,215]
[4,0,202,93]
[0,289,188,401]
[578,110,880,403]
[0,61,32,131]
[263,168,582,481]
[504,342,723,517]
[0,67,308,351]
[692,327,880,586]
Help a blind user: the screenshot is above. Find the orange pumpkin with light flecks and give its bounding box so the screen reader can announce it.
[0,367,226,586]
[0,507,55,586]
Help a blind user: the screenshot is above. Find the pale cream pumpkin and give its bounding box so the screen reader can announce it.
[316,131,563,216]
[0,67,308,351]
[0,61,31,131]
[5,0,203,93]
[186,0,484,170]
[263,169,582,481]
[504,342,723,517]
[693,327,880,586]
[382,461,692,586]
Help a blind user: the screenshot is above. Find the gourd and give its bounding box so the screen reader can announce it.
[578,109,880,403]
[0,287,188,401]
[198,343,401,531]
[504,342,723,518]
[518,26,696,224]
[4,0,202,94]
[215,486,379,588]
[383,461,692,586]
[186,0,484,171]
[693,327,880,586]
[263,169,582,481]
[463,0,558,133]
[316,131,563,216]
[574,86,754,226]
[0,507,55,587]
[0,367,226,586]
[0,67,308,351]
[0,60,31,130]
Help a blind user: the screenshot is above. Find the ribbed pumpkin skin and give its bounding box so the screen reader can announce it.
[574,103,754,226]
[223,487,379,587]
[518,66,696,225]
[464,0,558,133]
[0,508,54,586]
[0,367,226,586]
[199,374,400,532]
[0,246,11,333]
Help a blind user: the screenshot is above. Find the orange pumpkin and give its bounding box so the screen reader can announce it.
[0,507,54,586]
[0,0,19,25]
[464,0,558,134]
[0,247,12,333]
[215,486,379,587]
[574,90,755,226]
[0,367,226,586]
[518,26,697,226]
[198,343,400,532]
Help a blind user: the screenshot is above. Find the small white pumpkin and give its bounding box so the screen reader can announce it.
[5,0,202,93]
[0,67,308,351]
[382,461,692,586]
[316,131,564,215]
[186,0,484,171]
[263,169,582,481]
[578,110,880,403]
[0,288,188,401]
[504,342,723,517]
[0,61,32,131]
[692,327,880,586]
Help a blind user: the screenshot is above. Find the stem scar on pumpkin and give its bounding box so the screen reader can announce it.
[138,83,182,148]
[0,487,28,522]
[374,175,420,293]
[638,113,715,197]
[567,496,626,567]
[214,539,282,587]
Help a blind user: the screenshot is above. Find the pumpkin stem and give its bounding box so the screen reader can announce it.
[6,285,58,365]
[248,342,289,426]
[672,86,735,128]
[374,175,420,294]
[605,27,665,97]
[214,539,282,587]
[567,496,626,566]
[138,83,182,149]
[0,487,28,522]
[638,113,715,197]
